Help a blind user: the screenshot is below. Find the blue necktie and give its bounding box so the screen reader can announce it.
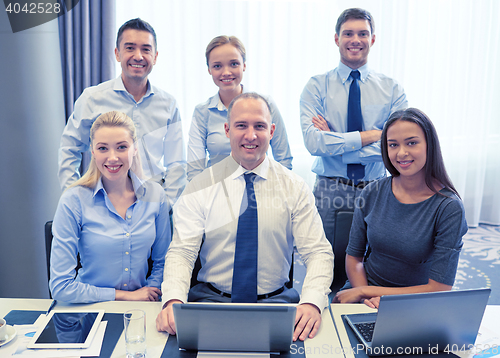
[347,70,365,184]
[231,173,258,303]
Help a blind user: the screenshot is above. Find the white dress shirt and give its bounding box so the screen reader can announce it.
[162,155,333,311]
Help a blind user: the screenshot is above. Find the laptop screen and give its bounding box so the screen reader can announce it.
[173,302,296,352]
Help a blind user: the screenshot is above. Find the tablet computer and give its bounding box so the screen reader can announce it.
[27,310,105,349]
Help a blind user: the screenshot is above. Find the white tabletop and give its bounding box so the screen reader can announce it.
[0,298,341,358]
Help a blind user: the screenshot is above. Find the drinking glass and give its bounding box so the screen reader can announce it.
[123,309,146,358]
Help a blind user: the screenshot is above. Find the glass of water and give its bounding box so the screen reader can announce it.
[124,309,146,358]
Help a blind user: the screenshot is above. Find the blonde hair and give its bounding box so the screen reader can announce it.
[205,35,246,66]
[69,111,143,190]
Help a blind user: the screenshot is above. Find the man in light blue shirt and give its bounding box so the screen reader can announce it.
[58,18,185,206]
[300,8,407,242]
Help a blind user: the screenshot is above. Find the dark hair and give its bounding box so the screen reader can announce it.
[116,18,157,51]
[205,35,246,66]
[381,108,459,197]
[227,92,271,124]
[335,8,375,35]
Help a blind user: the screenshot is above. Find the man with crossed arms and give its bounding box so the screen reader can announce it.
[300,8,407,244]
[156,92,333,341]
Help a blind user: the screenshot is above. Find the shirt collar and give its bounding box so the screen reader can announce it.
[209,84,245,111]
[338,62,370,84]
[113,76,154,99]
[93,177,105,197]
[208,93,221,109]
[93,171,147,199]
[228,155,270,181]
[216,94,226,111]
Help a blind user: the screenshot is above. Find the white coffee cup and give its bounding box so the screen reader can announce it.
[0,318,8,341]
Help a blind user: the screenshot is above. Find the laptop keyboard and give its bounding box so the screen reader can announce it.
[354,322,375,342]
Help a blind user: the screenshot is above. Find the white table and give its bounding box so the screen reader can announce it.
[0,298,341,357]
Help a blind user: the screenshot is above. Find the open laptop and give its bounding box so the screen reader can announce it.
[343,288,490,356]
[172,302,296,353]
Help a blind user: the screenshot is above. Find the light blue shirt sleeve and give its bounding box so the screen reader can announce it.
[58,89,95,187]
[145,185,171,289]
[267,95,293,170]
[300,73,362,157]
[49,174,171,303]
[186,99,211,181]
[58,77,186,206]
[159,104,186,206]
[187,90,293,181]
[299,63,408,180]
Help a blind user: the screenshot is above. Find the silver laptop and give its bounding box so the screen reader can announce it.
[344,288,490,356]
[172,302,296,353]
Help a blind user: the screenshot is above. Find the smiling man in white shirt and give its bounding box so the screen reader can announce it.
[156,92,333,342]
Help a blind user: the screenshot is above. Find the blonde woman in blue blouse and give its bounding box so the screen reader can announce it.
[50,111,171,303]
[187,35,293,180]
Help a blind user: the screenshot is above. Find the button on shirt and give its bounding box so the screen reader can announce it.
[187,87,293,181]
[58,76,186,206]
[162,156,333,311]
[299,62,408,181]
[50,172,171,303]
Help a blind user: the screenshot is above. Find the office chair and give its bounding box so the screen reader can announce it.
[328,210,354,300]
[44,220,53,283]
[286,254,294,289]
[45,221,83,298]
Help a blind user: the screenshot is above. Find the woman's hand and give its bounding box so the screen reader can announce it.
[333,287,380,308]
[115,286,161,301]
[334,279,452,308]
[362,296,380,308]
[333,286,367,303]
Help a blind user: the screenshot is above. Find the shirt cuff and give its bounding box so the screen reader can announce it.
[298,289,329,313]
[161,285,188,308]
[343,131,362,153]
[101,287,116,302]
